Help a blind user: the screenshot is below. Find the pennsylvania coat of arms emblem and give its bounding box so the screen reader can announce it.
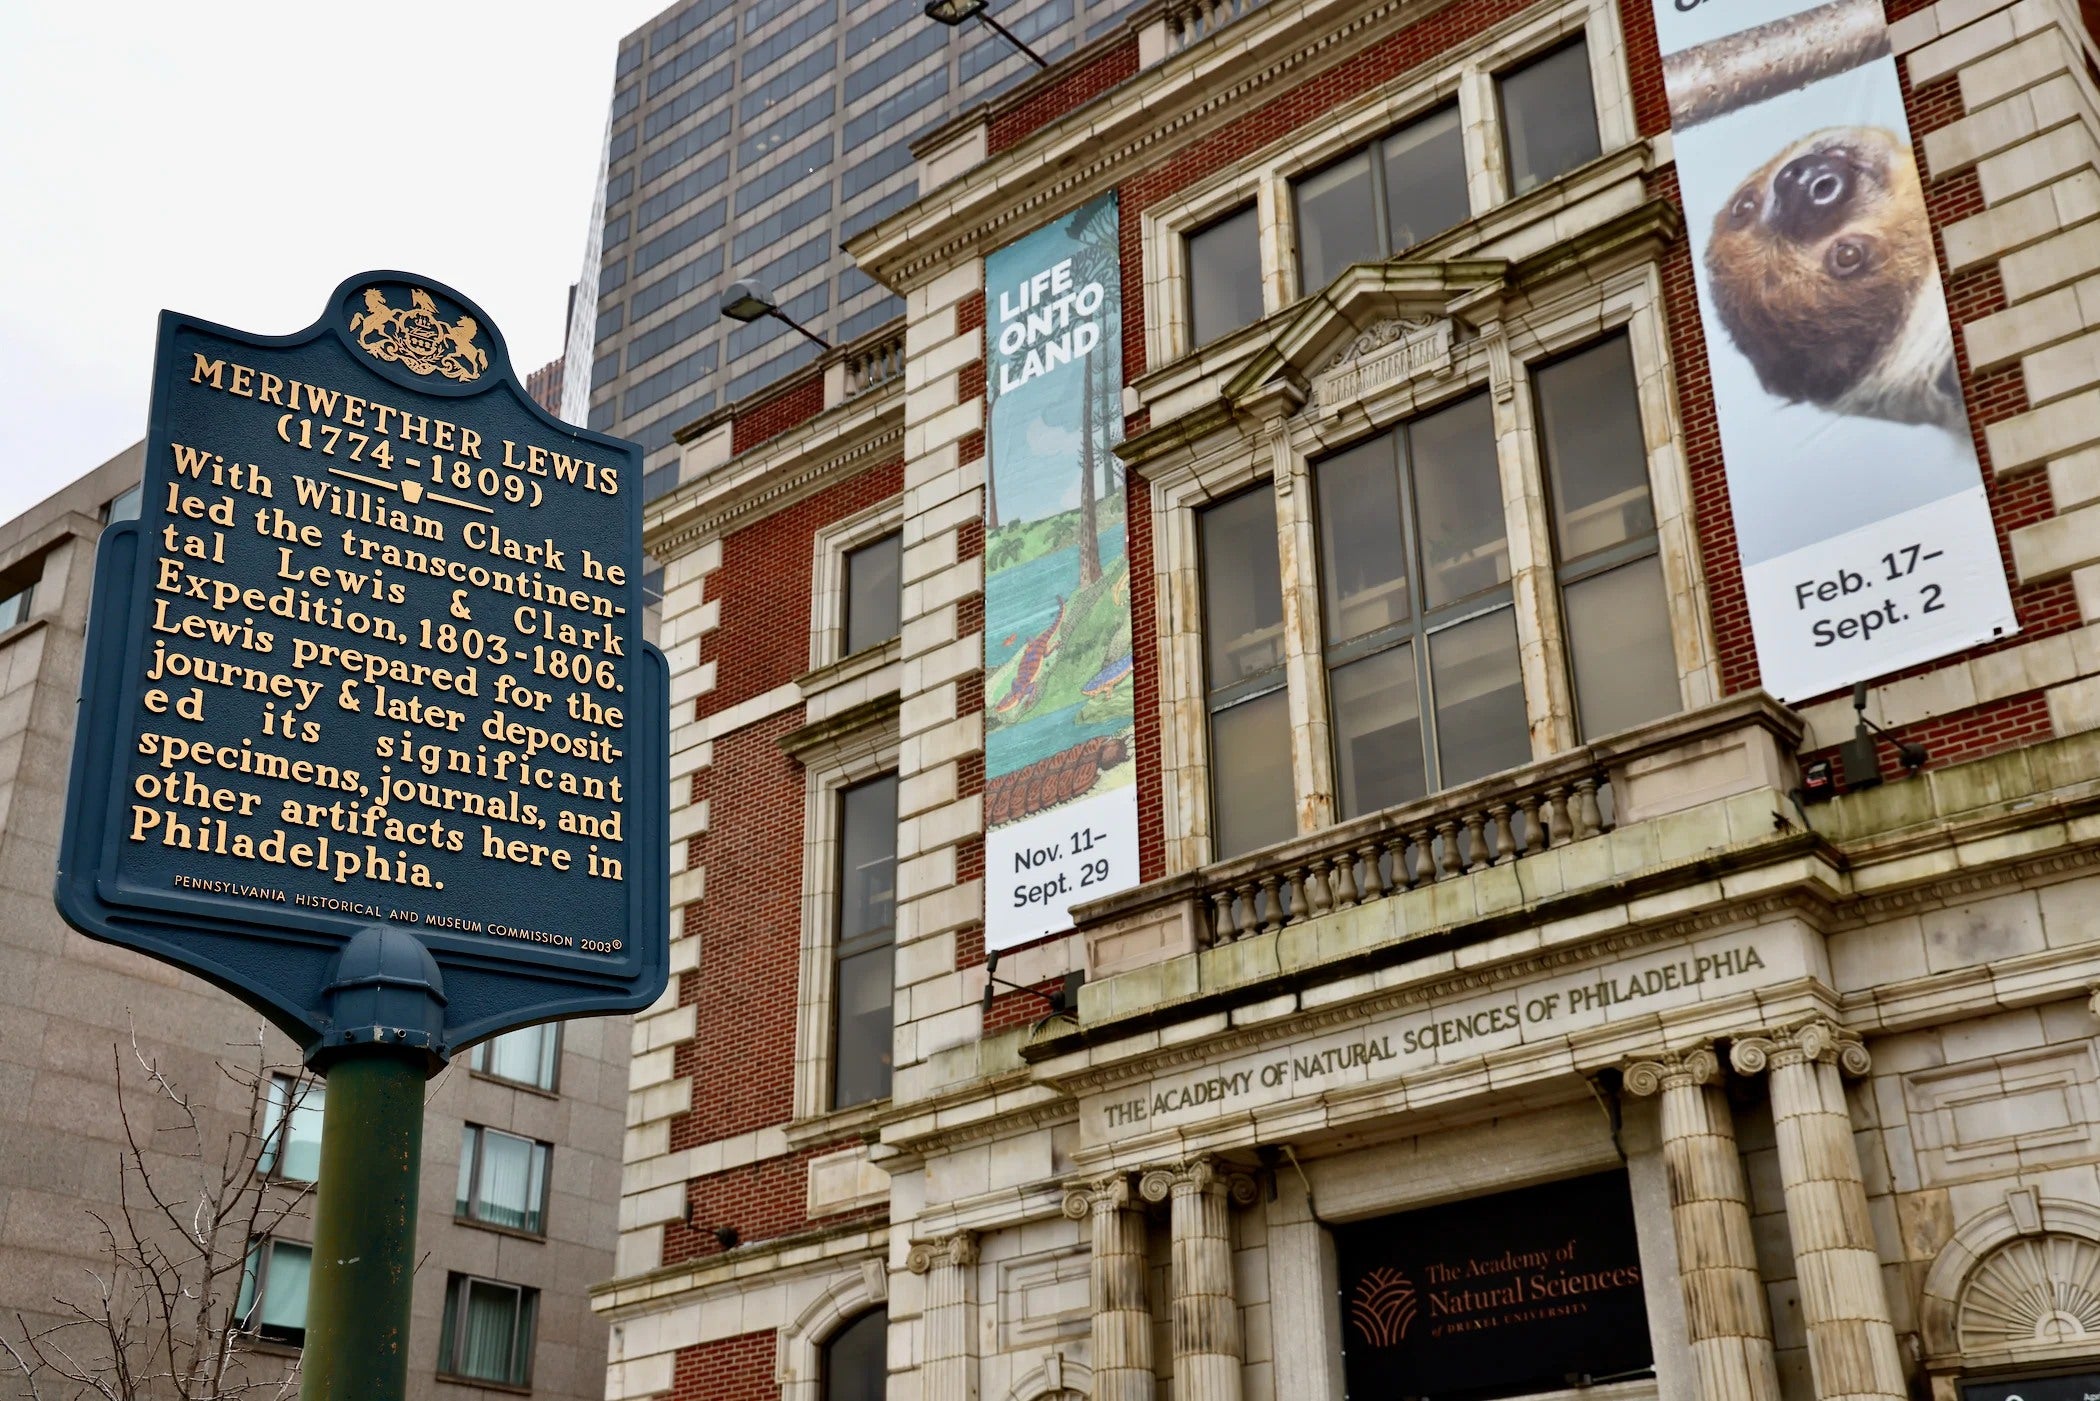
[349,286,488,382]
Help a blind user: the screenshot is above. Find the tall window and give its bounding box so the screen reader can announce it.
[1533,335,1680,736]
[236,1239,312,1346]
[104,482,144,522]
[1498,39,1600,196]
[258,1074,325,1182]
[1187,204,1264,347]
[832,774,897,1110]
[467,1024,561,1092]
[456,1126,552,1235]
[1315,392,1529,817]
[822,1309,888,1401]
[1294,103,1470,292]
[843,531,902,657]
[1199,486,1294,858]
[439,1275,538,1387]
[0,582,32,632]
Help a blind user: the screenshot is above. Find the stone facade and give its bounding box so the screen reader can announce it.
[598,0,2100,1396]
[0,446,630,1401]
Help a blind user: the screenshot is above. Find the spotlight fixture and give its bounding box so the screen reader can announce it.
[1838,680,1927,790]
[978,948,1084,1016]
[923,0,1049,68]
[718,279,832,350]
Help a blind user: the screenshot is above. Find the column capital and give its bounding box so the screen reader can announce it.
[1621,1045,1721,1096]
[1729,1018,1869,1078]
[1137,1157,1260,1207]
[1062,1171,1135,1218]
[906,1231,979,1274]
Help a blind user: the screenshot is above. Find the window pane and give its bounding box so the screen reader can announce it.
[1565,556,1679,738]
[1210,689,1296,859]
[823,1309,888,1401]
[1499,39,1600,196]
[460,1281,524,1383]
[473,1129,545,1233]
[105,482,144,522]
[1316,437,1409,646]
[1382,104,1470,251]
[0,587,31,632]
[261,1244,311,1336]
[1330,644,1427,818]
[1428,607,1530,786]
[843,532,901,656]
[1188,205,1264,348]
[833,944,894,1108]
[260,1075,325,1182]
[475,1025,558,1090]
[1294,149,1379,291]
[1536,336,1654,561]
[1198,487,1285,693]
[837,775,897,945]
[1408,394,1509,610]
[456,1127,477,1218]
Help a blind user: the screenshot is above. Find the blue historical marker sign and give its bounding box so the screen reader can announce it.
[56,272,668,1067]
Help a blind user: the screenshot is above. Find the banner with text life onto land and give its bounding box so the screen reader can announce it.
[1656,0,2016,700]
[982,193,1140,950]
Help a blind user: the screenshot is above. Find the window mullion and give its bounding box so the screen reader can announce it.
[1270,441,1335,836]
[1365,138,1392,262]
[1497,369,1577,758]
[1392,429,1440,793]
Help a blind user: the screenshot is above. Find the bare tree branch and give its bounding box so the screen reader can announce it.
[1663,0,1891,129]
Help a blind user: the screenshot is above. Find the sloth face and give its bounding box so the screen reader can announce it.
[1705,127,1937,411]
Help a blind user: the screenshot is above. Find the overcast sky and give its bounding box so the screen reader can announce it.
[0,1,665,524]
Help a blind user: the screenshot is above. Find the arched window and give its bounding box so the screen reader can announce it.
[821,1308,887,1401]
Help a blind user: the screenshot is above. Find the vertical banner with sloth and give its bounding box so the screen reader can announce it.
[1657,0,2017,700]
[981,194,1141,950]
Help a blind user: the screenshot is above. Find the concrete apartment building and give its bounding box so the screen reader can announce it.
[584,0,1151,500]
[0,444,629,1401]
[593,0,2100,1395]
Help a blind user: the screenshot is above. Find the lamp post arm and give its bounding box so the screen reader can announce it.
[767,307,833,352]
[977,10,1049,66]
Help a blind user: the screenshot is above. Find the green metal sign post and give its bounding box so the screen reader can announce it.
[301,1053,426,1401]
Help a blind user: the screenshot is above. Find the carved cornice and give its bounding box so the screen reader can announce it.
[1620,1045,1720,1097]
[646,418,905,560]
[1729,1016,1871,1078]
[905,1230,980,1273]
[777,691,902,765]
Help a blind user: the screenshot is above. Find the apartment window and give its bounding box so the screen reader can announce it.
[843,532,902,657]
[235,1239,312,1346]
[456,1126,551,1235]
[0,583,33,632]
[1499,39,1600,196]
[1187,205,1263,348]
[1315,391,1527,816]
[823,1309,887,1401]
[832,774,897,1110]
[467,1024,561,1092]
[1295,102,1469,292]
[105,482,144,522]
[1534,335,1679,737]
[1199,486,1294,858]
[258,1074,325,1182]
[439,1275,537,1388]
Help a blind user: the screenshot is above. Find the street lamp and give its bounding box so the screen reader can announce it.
[923,0,1049,68]
[719,279,832,350]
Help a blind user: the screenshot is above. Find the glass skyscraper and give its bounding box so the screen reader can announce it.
[586,0,1147,500]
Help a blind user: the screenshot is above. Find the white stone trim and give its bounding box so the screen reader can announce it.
[810,495,908,673]
[793,734,902,1121]
[777,1262,890,1400]
[1140,0,1637,369]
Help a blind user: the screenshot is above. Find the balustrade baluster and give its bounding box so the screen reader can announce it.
[1209,888,1236,945]
[1257,874,1283,934]
[1357,841,1385,900]
[1234,881,1260,937]
[1489,803,1516,864]
[1461,812,1489,872]
[1331,852,1359,909]
[1517,795,1545,855]
[1541,787,1568,848]
[1409,827,1437,884]
[1434,821,1460,879]
[1573,778,1602,840]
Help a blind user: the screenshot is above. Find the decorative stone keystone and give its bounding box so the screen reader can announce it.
[1623,1047,1781,1401]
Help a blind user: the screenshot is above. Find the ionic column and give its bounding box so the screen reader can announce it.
[1623,1047,1780,1401]
[1730,1020,1904,1401]
[1065,1174,1154,1401]
[1142,1159,1254,1401]
[907,1232,979,1401]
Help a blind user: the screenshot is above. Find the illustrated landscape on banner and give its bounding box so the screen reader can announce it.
[982,193,1141,949]
[1656,0,2018,700]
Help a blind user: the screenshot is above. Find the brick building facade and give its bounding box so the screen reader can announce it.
[594,0,2100,1395]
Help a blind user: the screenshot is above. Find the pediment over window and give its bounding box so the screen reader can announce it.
[1221,260,1509,412]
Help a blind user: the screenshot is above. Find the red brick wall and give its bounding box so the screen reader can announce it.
[666,1332,776,1401]
[731,377,829,455]
[706,461,905,716]
[989,37,1141,155]
[664,1139,886,1265]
